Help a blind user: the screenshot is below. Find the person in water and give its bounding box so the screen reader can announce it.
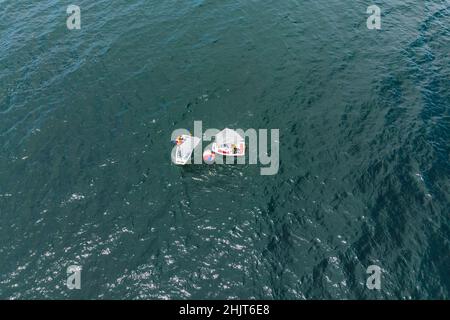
[176,136,184,145]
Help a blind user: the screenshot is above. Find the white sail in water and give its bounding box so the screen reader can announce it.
[175,135,201,165]
[212,128,245,156]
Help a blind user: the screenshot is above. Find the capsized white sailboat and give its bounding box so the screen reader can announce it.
[212,128,245,156]
[175,135,201,165]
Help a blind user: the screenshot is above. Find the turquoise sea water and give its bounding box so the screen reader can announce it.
[0,0,449,299]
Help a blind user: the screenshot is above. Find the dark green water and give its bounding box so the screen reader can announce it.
[0,0,449,299]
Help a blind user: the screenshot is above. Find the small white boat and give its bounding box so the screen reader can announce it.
[212,128,245,157]
[175,135,201,165]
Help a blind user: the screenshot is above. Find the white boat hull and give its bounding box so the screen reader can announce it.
[212,143,245,157]
[174,135,201,165]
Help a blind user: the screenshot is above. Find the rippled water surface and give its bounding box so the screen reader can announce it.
[0,0,449,299]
